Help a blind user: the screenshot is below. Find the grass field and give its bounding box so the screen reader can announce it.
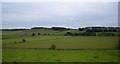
[3,36,118,49]
[2,30,119,62]
[3,49,118,62]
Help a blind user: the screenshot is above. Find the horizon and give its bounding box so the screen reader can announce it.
[1,26,119,29]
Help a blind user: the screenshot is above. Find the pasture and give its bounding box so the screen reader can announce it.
[3,49,118,62]
[2,30,119,62]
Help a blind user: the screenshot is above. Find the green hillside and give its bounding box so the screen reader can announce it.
[2,29,119,62]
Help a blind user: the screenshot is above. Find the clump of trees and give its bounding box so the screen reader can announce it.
[51,27,66,31]
[31,33,50,36]
[64,32,74,36]
[85,27,118,32]
[64,31,116,36]
[78,28,85,31]
[98,32,115,36]
[79,32,96,36]
[64,32,96,36]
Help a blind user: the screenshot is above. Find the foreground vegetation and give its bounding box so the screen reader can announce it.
[3,36,118,49]
[3,49,118,62]
[2,29,119,62]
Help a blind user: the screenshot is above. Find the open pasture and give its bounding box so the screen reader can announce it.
[2,30,119,62]
[2,49,118,62]
[3,36,118,49]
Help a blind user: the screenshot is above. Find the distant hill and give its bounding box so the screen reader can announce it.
[1,26,119,32]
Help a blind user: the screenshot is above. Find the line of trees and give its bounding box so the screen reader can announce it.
[97,32,116,36]
[64,32,116,36]
[64,32,96,36]
[2,27,119,32]
[86,29,118,32]
[31,33,50,36]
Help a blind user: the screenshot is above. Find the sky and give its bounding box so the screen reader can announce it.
[2,2,118,29]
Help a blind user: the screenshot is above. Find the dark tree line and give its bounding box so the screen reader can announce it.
[64,32,96,36]
[84,27,119,32]
[97,32,116,36]
[86,29,117,32]
[31,33,50,36]
[51,27,66,31]
[64,32,115,36]
[78,28,86,31]
[79,32,96,36]
[2,26,119,32]
[64,32,74,36]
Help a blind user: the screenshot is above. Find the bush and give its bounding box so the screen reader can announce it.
[38,33,40,35]
[50,44,56,50]
[31,33,35,36]
[64,34,68,36]
[22,39,26,42]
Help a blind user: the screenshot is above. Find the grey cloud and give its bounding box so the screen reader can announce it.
[2,2,118,29]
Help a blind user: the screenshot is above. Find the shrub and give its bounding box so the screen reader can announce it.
[31,33,35,36]
[44,34,46,35]
[50,44,56,50]
[22,39,26,42]
[38,33,40,35]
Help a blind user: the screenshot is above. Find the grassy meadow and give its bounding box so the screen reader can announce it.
[2,30,119,62]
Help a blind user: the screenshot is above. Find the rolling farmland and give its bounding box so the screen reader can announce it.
[2,30,119,62]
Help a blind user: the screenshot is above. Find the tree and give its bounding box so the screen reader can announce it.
[48,34,50,35]
[38,33,40,35]
[78,28,84,31]
[31,33,35,36]
[66,32,73,36]
[22,39,26,42]
[44,34,46,35]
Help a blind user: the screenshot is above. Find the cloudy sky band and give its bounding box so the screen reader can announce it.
[2,2,118,29]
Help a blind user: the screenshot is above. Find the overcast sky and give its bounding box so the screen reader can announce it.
[2,2,118,29]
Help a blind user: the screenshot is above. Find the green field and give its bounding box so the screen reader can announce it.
[2,30,119,62]
[3,36,118,49]
[3,49,118,62]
